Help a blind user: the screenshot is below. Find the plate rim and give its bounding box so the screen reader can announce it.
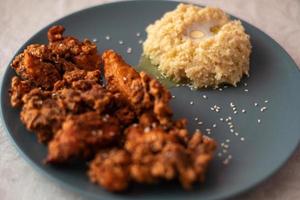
[1,0,299,200]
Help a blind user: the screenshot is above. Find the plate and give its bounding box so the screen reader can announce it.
[1,1,300,200]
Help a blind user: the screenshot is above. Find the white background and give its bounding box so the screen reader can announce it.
[0,0,299,199]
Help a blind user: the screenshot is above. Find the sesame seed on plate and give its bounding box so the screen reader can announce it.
[202,95,207,99]
[257,119,261,123]
[136,32,141,37]
[240,137,245,141]
[228,155,233,159]
[198,121,203,125]
[118,40,124,44]
[242,109,246,113]
[190,101,194,105]
[220,118,224,122]
[126,47,132,54]
[219,88,223,91]
[138,39,143,44]
[92,38,98,42]
[213,124,217,128]
[230,102,235,107]
[254,102,258,106]
[234,132,239,136]
[264,100,269,103]
[244,89,249,92]
[105,35,110,40]
[172,95,176,98]
[230,129,234,133]
[226,139,230,143]
[234,111,237,114]
[260,107,267,112]
[194,117,198,121]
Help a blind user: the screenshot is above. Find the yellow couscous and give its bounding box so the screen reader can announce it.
[143,4,251,88]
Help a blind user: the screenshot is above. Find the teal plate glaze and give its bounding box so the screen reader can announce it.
[1,1,300,200]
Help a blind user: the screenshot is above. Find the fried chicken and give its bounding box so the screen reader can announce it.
[103,50,172,126]
[46,112,120,164]
[8,26,217,193]
[9,76,33,107]
[88,123,216,192]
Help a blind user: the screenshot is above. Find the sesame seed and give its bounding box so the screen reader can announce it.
[260,107,267,112]
[229,125,234,129]
[118,40,124,44]
[176,84,180,87]
[235,132,239,136]
[195,128,200,132]
[230,102,235,107]
[228,122,232,125]
[138,39,143,44]
[221,143,225,147]
[244,83,248,86]
[234,111,237,114]
[144,127,150,132]
[223,144,229,149]
[228,117,232,120]
[223,149,228,154]
[264,100,269,103]
[136,32,141,37]
[254,102,258,106]
[244,89,249,92]
[220,118,224,122]
[190,101,194,105]
[202,95,207,99]
[194,117,198,121]
[172,95,176,98]
[105,35,110,40]
[213,124,217,128]
[240,137,245,141]
[219,88,223,91]
[232,107,237,111]
[198,121,203,125]
[230,129,234,133]
[92,38,98,42]
[226,139,230,143]
[123,77,127,81]
[242,109,246,113]
[206,128,211,132]
[228,155,233,159]
[126,47,132,54]
[257,119,261,123]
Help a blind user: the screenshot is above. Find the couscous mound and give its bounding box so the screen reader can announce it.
[143,4,251,88]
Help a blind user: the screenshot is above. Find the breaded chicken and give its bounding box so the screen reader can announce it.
[46,112,120,164]
[103,50,172,126]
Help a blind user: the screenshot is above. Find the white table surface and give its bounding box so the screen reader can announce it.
[0,0,299,199]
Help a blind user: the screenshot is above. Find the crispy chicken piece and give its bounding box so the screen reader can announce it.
[102,50,172,125]
[21,88,65,143]
[46,112,120,164]
[88,123,216,192]
[88,149,131,192]
[48,25,101,71]
[9,76,33,107]
[11,44,61,89]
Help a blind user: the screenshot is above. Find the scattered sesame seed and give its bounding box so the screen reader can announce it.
[213,124,217,128]
[260,107,267,112]
[244,83,248,86]
[221,143,225,147]
[230,102,235,107]
[172,95,176,99]
[198,121,203,125]
[220,118,224,122]
[194,117,198,121]
[190,101,194,105]
[254,102,258,107]
[226,139,230,143]
[257,119,261,123]
[223,149,228,154]
[230,129,234,133]
[144,127,150,132]
[138,39,143,44]
[229,125,234,129]
[195,128,200,132]
[264,100,269,103]
[206,128,211,132]
[223,144,229,149]
[210,107,215,111]
[228,117,232,120]
[118,40,124,44]
[228,122,232,125]
[92,38,98,42]
[228,155,233,159]
[126,47,132,54]
[136,32,141,37]
[244,89,249,92]
[242,109,246,113]
[234,111,237,114]
[123,77,127,81]
[105,35,110,40]
[234,132,239,136]
[219,88,223,91]
[232,107,237,111]
[240,137,245,141]
[202,95,207,99]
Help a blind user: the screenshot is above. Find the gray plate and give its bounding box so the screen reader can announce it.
[1,1,300,200]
